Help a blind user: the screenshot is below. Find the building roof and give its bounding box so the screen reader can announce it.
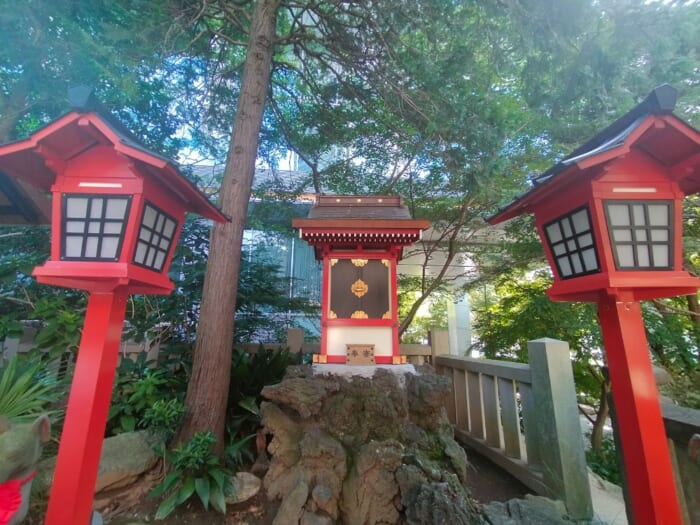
[0,87,228,224]
[488,84,700,224]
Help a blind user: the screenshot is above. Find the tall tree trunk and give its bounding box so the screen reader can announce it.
[686,293,700,325]
[590,379,610,449]
[178,0,280,450]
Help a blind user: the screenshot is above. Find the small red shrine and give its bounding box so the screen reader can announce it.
[293,195,429,364]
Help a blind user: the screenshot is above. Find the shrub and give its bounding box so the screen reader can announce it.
[226,345,289,441]
[142,398,186,443]
[107,351,187,436]
[0,354,64,423]
[149,432,232,519]
[586,436,622,486]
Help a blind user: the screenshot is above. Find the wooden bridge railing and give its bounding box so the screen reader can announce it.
[435,338,593,521]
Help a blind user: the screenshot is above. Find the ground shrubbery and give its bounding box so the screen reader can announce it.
[585,436,622,486]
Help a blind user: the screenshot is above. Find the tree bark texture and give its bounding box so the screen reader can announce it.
[590,379,610,449]
[179,0,281,449]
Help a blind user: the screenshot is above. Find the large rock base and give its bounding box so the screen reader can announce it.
[261,365,481,524]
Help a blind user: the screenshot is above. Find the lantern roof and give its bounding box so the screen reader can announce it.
[0,86,228,224]
[489,84,700,224]
[292,195,430,258]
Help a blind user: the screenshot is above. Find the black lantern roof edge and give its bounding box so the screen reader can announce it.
[67,86,230,222]
[532,84,679,186]
[67,86,163,163]
[486,84,698,224]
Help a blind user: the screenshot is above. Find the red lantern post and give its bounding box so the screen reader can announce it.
[489,84,700,525]
[0,88,227,524]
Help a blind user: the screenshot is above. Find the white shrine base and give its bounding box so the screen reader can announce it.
[326,326,393,357]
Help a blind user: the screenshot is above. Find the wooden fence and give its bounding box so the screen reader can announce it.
[435,338,593,521]
[661,402,700,524]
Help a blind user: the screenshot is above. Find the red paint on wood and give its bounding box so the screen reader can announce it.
[597,298,683,525]
[44,289,129,525]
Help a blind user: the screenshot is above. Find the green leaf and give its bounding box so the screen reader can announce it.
[155,491,179,520]
[120,414,136,432]
[237,396,260,416]
[209,468,226,490]
[176,477,196,505]
[149,472,180,499]
[195,477,211,510]
[210,484,226,514]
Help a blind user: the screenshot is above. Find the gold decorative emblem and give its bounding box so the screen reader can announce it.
[351,279,368,297]
[330,259,338,266]
[382,259,391,268]
[328,310,338,319]
[382,311,392,319]
[351,258,368,267]
[351,310,368,319]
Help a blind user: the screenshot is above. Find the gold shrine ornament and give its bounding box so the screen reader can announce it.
[351,259,368,267]
[351,278,368,297]
[351,310,368,319]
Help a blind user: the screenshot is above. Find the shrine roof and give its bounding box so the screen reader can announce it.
[307,195,412,220]
[293,195,430,230]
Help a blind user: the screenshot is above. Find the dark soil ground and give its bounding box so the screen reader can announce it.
[464,446,530,503]
[104,447,530,524]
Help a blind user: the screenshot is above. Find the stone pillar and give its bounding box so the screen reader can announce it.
[286,328,304,353]
[528,338,593,520]
[447,295,471,356]
[429,329,449,363]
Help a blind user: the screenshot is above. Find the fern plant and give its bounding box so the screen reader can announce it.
[0,354,63,423]
[149,432,232,520]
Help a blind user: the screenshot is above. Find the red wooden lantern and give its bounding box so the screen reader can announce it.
[0,87,227,525]
[0,87,226,294]
[293,195,429,364]
[489,84,700,525]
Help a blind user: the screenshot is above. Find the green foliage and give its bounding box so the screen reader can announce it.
[142,399,187,443]
[224,433,256,469]
[586,437,622,486]
[472,271,608,410]
[227,346,290,442]
[235,243,320,343]
[31,298,84,362]
[0,1,187,151]
[107,352,187,437]
[473,271,601,360]
[150,432,232,519]
[641,297,700,374]
[124,218,319,347]
[0,354,64,423]
[659,369,700,410]
[397,278,449,344]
